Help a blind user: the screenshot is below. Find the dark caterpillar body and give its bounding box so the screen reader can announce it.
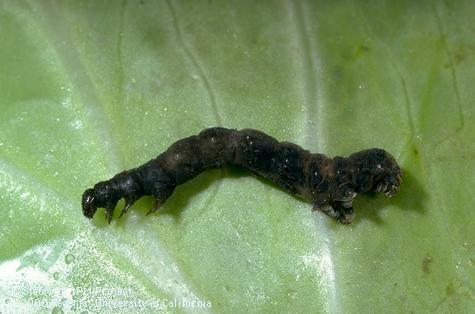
[82,127,402,224]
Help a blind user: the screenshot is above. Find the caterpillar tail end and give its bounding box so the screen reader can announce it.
[82,188,98,219]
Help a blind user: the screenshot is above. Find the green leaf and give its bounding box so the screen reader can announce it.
[1,1,474,313]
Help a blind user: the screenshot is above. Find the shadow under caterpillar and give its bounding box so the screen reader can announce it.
[82,127,402,224]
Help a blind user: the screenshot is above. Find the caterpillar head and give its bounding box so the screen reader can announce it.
[349,148,403,197]
[82,182,120,222]
[82,188,97,218]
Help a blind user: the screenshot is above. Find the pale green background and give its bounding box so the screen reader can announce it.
[0,1,474,313]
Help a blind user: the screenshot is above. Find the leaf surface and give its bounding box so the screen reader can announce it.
[1,1,474,313]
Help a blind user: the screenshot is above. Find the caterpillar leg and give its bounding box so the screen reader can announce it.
[146,199,163,216]
[118,196,137,218]
[319,205,340,220]
[331,201,355,224]
[145,182,176,216]
[105,206,115,224]
[315,202,355,224]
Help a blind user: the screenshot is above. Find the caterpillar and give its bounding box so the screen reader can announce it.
[82,127,402,224]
